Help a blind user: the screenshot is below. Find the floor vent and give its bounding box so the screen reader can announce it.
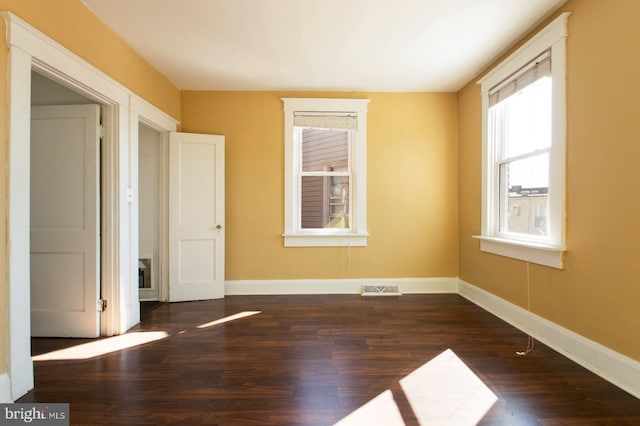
[361,284,402,296]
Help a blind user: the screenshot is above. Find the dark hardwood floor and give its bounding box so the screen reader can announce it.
[19,294,640,425]
[140,300,165,320]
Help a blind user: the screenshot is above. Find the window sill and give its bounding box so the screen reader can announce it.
[473,235,565,269]
[283,233,368,247]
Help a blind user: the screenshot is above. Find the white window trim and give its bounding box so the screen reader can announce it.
[282,98,370,247]
[476,13,570,269]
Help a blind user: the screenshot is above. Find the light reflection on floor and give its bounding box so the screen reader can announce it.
[196,310,262,328]
[335,349,497,426]
[32,331,169,361]
[334,390,405,426]
[33,310,262,361]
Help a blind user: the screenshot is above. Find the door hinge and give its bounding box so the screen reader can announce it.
[98,299,107,312]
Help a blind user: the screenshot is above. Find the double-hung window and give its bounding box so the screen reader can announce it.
[282,98,369,247]
[477,13,569,268]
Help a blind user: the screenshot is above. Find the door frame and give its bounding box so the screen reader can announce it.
[133,114,173,303]
[2,12,178,401]
[137,123,165,302]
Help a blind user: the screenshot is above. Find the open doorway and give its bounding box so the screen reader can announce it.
[138,123,165,307]
[30,71,103,337]
[4,12,179,400]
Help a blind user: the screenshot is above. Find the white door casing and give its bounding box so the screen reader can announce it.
[169,132,225,302]
[30,104,101,337]
[3,11,180,401]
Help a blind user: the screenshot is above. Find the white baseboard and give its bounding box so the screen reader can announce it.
[0,373,11,403]
[225,277,459,296]
[458,279,640,400]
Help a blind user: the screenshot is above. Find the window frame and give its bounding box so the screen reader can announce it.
[476,13,570,269]
[282,98,370,247]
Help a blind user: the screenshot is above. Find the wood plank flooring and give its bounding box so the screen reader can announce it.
[19,294,640,425]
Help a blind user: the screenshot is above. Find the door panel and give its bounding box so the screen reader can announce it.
[169,132,225,302]
[30,104,101,337]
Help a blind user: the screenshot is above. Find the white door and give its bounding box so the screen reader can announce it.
[169,132,225,302]
[30,104,101,337]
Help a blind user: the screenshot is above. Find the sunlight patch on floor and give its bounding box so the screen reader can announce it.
[32,331,169,361]
[196,311,262,328]
[334,349,497,425]
[334,390,405,426]
[400,348,498,425]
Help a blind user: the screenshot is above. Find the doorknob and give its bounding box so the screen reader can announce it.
[216,224,223,230]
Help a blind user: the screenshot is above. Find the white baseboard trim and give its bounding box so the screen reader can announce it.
[225,277,459,296]
[10,353,34,402]
[0,373,11,403]
[458,279,640,400]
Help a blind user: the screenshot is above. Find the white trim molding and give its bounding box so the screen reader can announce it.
[458,280,640,400]
[225,277,458,295]
[1,10,179,401]
[282,233,369,248]
[476,12,569,269]
[282,97,370,247]
[474,236,565,269]
[6,23,36,402]
[130,95,179,132]
[0,374,11,403]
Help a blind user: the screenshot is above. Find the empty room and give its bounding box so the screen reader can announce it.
[1,0,639,424]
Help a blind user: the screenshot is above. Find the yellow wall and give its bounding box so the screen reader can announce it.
[0,0,180,118]
[181,91,459,280]
[458,0,640,362]
[0,1,181,376]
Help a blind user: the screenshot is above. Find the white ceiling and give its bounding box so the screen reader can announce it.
[82,0,566,92]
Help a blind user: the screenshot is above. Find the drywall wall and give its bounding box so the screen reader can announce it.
[181,91,459,281]
[458,0,640,362]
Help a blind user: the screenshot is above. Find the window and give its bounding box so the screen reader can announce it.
[477,13,569,268]
[493,52,552,238]
[282,98,369,247]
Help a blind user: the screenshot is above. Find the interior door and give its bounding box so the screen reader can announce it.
[30,104,101,337]
[169,132,225,302]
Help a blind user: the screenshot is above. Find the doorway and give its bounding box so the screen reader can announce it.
[30,72,103,338]
[4,12,179,400]
[138,123,164,302]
